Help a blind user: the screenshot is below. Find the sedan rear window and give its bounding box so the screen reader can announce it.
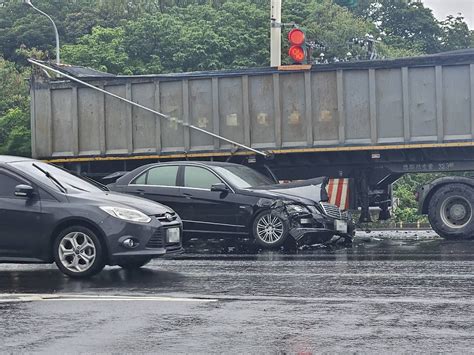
[133,166,178,186]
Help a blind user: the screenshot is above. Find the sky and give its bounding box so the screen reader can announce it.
[422,0,474,29]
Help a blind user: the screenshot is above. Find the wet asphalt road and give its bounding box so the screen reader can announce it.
[0,231,473,353]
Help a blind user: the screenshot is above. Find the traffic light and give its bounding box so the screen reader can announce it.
[288,28,306,64]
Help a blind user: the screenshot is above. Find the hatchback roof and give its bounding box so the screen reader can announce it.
[0,155,36,164]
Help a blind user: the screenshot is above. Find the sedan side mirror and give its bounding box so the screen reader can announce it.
[15,184,34,198]
[211,183,229,193]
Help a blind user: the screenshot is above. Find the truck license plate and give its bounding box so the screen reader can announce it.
[166,228,180,243]
[335,220,348,233]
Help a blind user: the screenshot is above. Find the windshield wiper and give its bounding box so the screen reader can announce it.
[76,174,109,191]
[32,163,68,193]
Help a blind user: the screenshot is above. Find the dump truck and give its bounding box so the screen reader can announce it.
[29,49,474,239]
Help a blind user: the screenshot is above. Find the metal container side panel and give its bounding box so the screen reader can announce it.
[218,77,244,149]
[104,85,129,154]
[408,67,437,141]
[312,71,339,144]
[132,82,157,153]
[280,73,307,147]
[51,88,73,155]
[375,68,404,143]
[249,75,276,147]
[160,81,185,152]
[78,87,102,155]
[442,65,472,140]
[33,88,52,158]
[343,70,371,143]
[189,79,214,150]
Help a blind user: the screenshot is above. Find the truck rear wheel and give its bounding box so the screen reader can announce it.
[428,184,474,240]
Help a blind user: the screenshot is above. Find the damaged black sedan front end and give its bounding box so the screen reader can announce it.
[252,179,355,246]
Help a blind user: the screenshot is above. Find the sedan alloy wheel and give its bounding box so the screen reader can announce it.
[253,211,289,248]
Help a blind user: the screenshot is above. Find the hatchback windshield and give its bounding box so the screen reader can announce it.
[11,161,104,193]
[214,166,274,188]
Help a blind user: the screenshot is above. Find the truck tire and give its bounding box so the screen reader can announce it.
[428,184,474,240]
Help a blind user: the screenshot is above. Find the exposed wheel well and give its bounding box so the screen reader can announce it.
[49,219,109,263]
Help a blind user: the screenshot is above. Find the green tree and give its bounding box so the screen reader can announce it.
[370,0,442,54]
[62,26,136,74]
[439,15,472,51]
[0,56,30,156]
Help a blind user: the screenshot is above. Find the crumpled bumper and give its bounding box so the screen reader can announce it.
[288,214,355,242]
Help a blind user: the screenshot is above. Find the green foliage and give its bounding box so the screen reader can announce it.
[334,0,358,8]
[62,27,134,74]
[0,56,30,156]
[439,15,472,51]
[0,107,31,157]
[0,57,28,115]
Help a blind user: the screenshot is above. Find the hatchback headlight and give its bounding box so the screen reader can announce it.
[286,204,309,214]
[100,206,151,223]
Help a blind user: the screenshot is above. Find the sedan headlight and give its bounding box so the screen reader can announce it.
[100,206,151,223]
[286,204,309,214]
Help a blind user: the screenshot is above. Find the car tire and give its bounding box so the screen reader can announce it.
[118,258,151,270]
[252,210,289,248]
[428,184,474,240]
[53,226,105,278]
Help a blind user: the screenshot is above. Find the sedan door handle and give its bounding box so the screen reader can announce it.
[182,192,193,199]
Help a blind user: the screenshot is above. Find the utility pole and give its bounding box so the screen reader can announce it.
[270,0,281,67]
[24,0,60,65]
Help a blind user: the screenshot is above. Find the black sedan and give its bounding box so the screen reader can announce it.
[108,162,354,248]
[0,156,182,278]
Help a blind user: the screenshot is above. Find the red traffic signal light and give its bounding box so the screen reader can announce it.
[288,29,305,46]
[288,45,306,63]
[288,28,306,63]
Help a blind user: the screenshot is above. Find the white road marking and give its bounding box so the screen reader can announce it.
[0,293,217,303]
[1,293,472,305]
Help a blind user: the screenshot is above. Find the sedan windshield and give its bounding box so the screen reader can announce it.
[214,165,274,188]
[11,161,104,194]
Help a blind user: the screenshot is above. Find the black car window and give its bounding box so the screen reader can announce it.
[0,172,23,198]
[184,166,221,190]
[133,172,147,185]
[214,165,274,188]
[137,166,178,186]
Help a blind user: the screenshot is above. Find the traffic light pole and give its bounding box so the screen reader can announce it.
[270,0,281,67]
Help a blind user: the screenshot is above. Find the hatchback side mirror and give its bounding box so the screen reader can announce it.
[211,183,229,193]
[15,184,34,198]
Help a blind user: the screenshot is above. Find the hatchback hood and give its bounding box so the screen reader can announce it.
[70,191,172,215]
[247,177,329,205]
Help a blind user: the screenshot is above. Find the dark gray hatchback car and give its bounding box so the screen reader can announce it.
[0,156,182,278]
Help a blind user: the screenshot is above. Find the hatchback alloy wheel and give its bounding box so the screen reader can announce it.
[59,232,97,273]
[54,226,105,278]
